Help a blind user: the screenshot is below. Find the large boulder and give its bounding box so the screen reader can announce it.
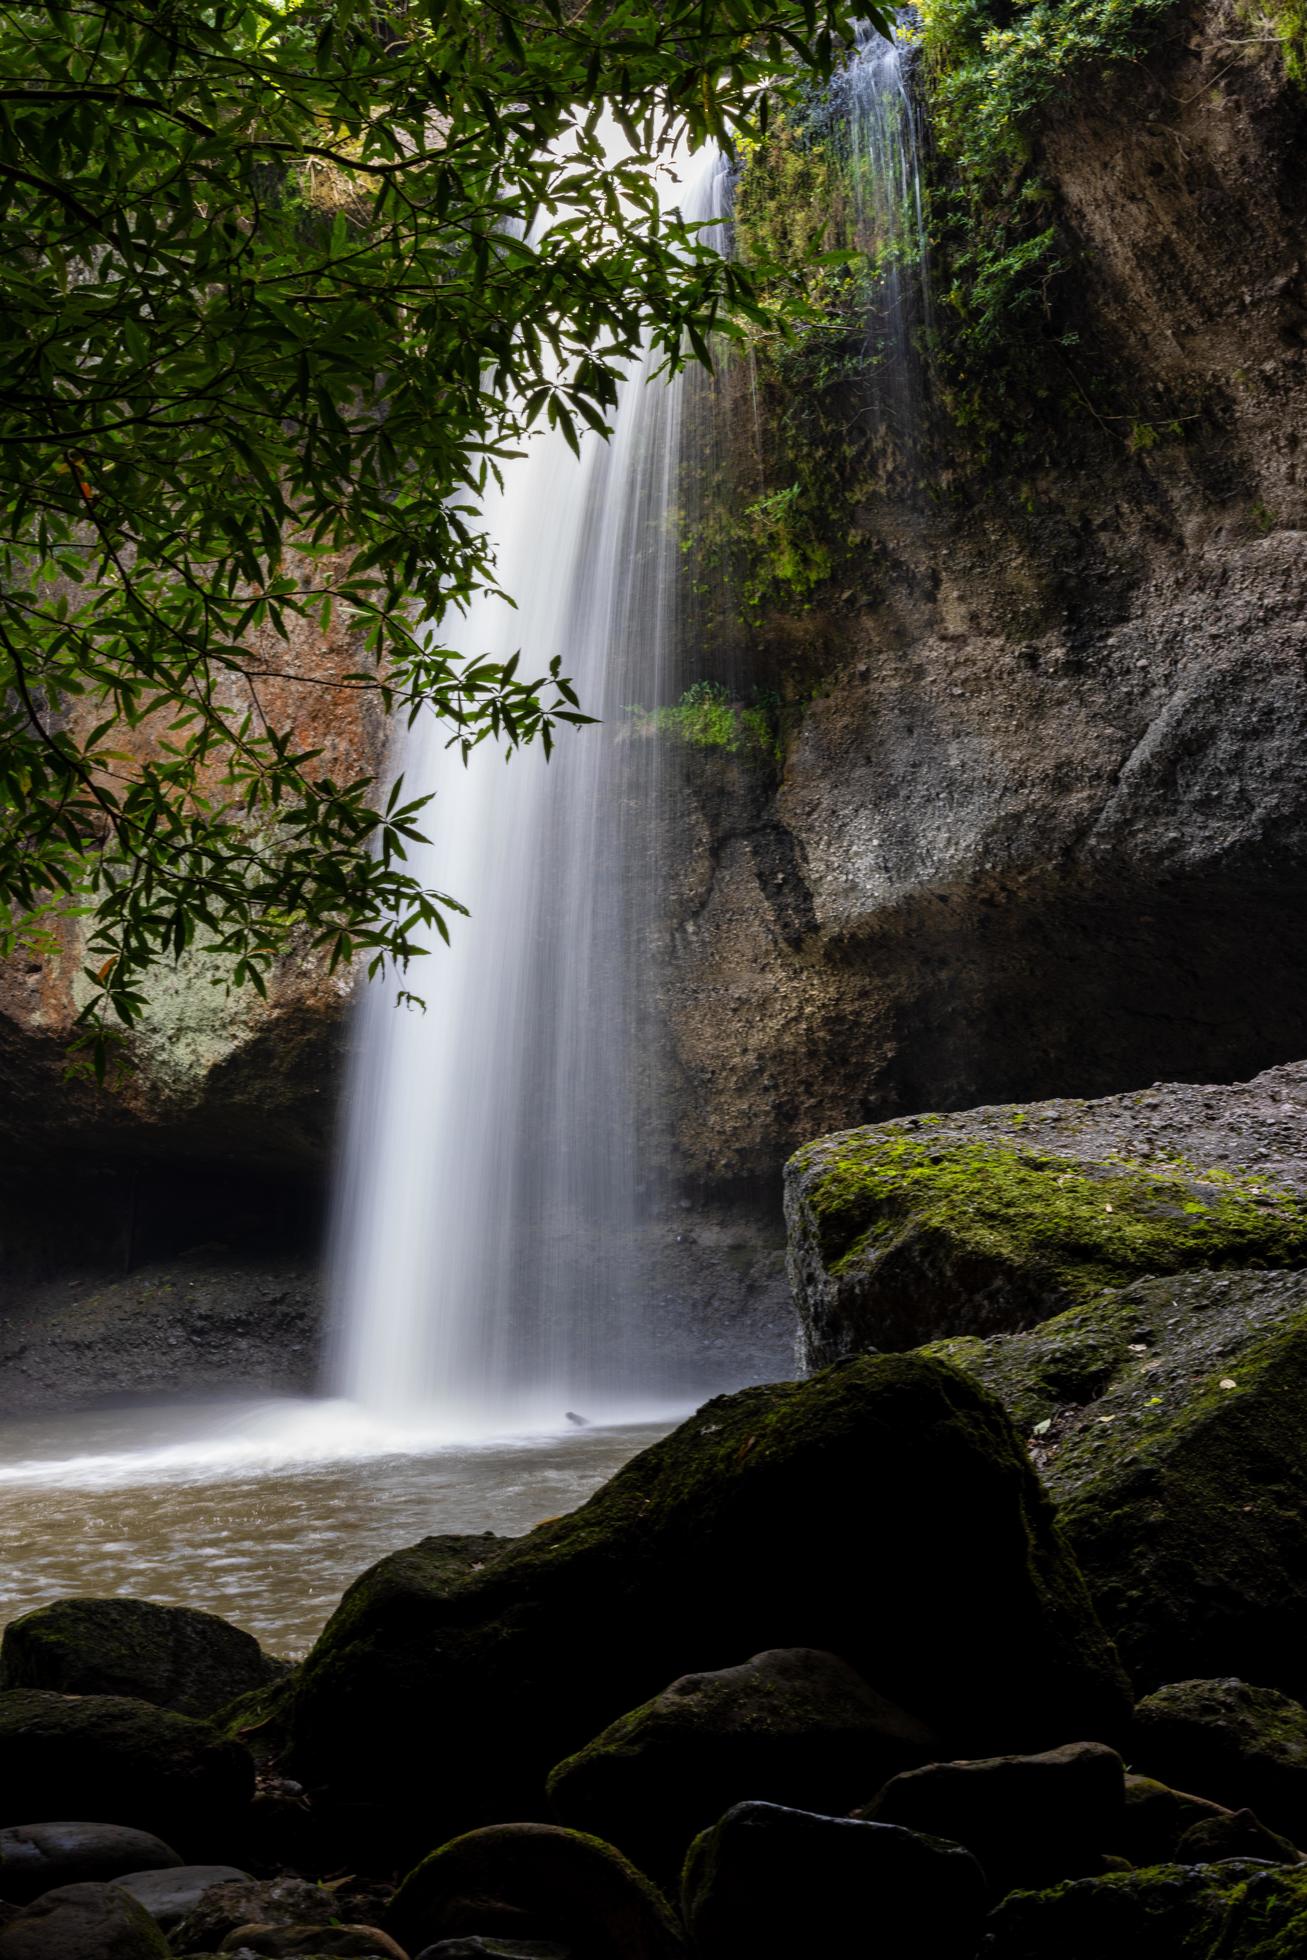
[1132,1678,1307,1845]
[861,1741,1124,1895]
[0,1691,253,1850]
[547,1647,938,1885]
[0,1597,286,1720]
[786,1066,1307,1366]
[681,1801,986,1959]
[930,1269,1307,1698]
[0,1822,181,1905]
[287,1357,1129,1858]
[386,1824,683,1960]
[0,1882,172,1960]
[983,1861,1307,1958]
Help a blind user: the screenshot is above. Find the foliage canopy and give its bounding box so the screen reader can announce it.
[0,0,879,1068]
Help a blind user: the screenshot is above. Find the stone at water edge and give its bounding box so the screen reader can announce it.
[386,1824,684,1960]
[930,1269,1307,1703]
[547,1647,939,1886]
[0,1822,182,1905]
[681,1801,986,1959]
[0,1690,253,1851]
[0,1881,172,1959]
[287,1356,1130,1861]
[785,1065,1307,1367]
[0,1597,288,1721]
[1132,1677,1307,1845]
[113,1865,251,1931]
[861,1741,1125,1896]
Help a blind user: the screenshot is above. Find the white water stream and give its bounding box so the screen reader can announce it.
[326,141,731,1433]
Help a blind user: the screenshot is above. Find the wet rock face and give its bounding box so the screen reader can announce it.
[786,1061,1307,1367]
[657,3,1307,1198]
[0,1256,321,1416]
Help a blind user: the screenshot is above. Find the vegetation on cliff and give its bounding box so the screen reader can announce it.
[0,0,880,1074]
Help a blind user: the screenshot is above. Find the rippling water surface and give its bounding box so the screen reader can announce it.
[0,1397,680,1656]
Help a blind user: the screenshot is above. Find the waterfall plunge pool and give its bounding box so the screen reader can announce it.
[0,1397,681,1656]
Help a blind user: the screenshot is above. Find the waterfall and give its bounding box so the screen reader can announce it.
[327,143,730,1432]
[835,18,931,442]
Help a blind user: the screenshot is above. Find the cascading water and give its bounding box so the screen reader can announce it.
[327,144,730,1433]
[834,18,931,442]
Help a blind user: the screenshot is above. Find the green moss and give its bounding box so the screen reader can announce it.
[631,680,785,765]
[800,1132,1307,1298]
[1243,0,1307,80]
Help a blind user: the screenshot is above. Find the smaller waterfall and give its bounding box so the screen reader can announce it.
[327,143,731,1434]
[834,19,932,442]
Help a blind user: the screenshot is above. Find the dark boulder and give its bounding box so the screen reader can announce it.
[386,1823,682,1960]
[0,1822,181,1905]
[1132,1677,1307,1845]
[0,1598,287,1720]
[0,1881,172,1959]
[682,1801,986,1959]
[0,1690,253,1850]
[547,1647,937,1885]
[861,1740,1124,1894]
[983,1861,1307,1958]
[171,1877,339,1954]
[289,1358,1129,1858]
[113,1866,251,1932]
[931,1269,1307,1700]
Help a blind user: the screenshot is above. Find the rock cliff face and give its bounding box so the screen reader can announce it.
[1,0,1303,1383]
[660,0,1307,1196]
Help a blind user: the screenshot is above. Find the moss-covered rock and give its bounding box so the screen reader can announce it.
[785,1080,1307,1366]
[1133,1678,1307,1847]
[386,1824,683,1960]
[287,1357,1128,1863]
[984,1861,1307,1958]
[0,1596,287,1720]
[0,1880,174,1960]
[0,1690,253,1851]
[547,1647,938,1887]
[929,1269,1307,1699]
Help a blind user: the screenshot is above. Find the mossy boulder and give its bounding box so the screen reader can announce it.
[287,1356,1129,1862]
[0,1881,173,1960]
[1133,1679,1307,1846]
[929,1269,1307,1699]
[983,1861,1307,1958]
[0,1690,254,1850]
[0,1597,287,1720]
[547,1647,938,1886]
[386,1824,683,1960]
[785,1076,1307,1366]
